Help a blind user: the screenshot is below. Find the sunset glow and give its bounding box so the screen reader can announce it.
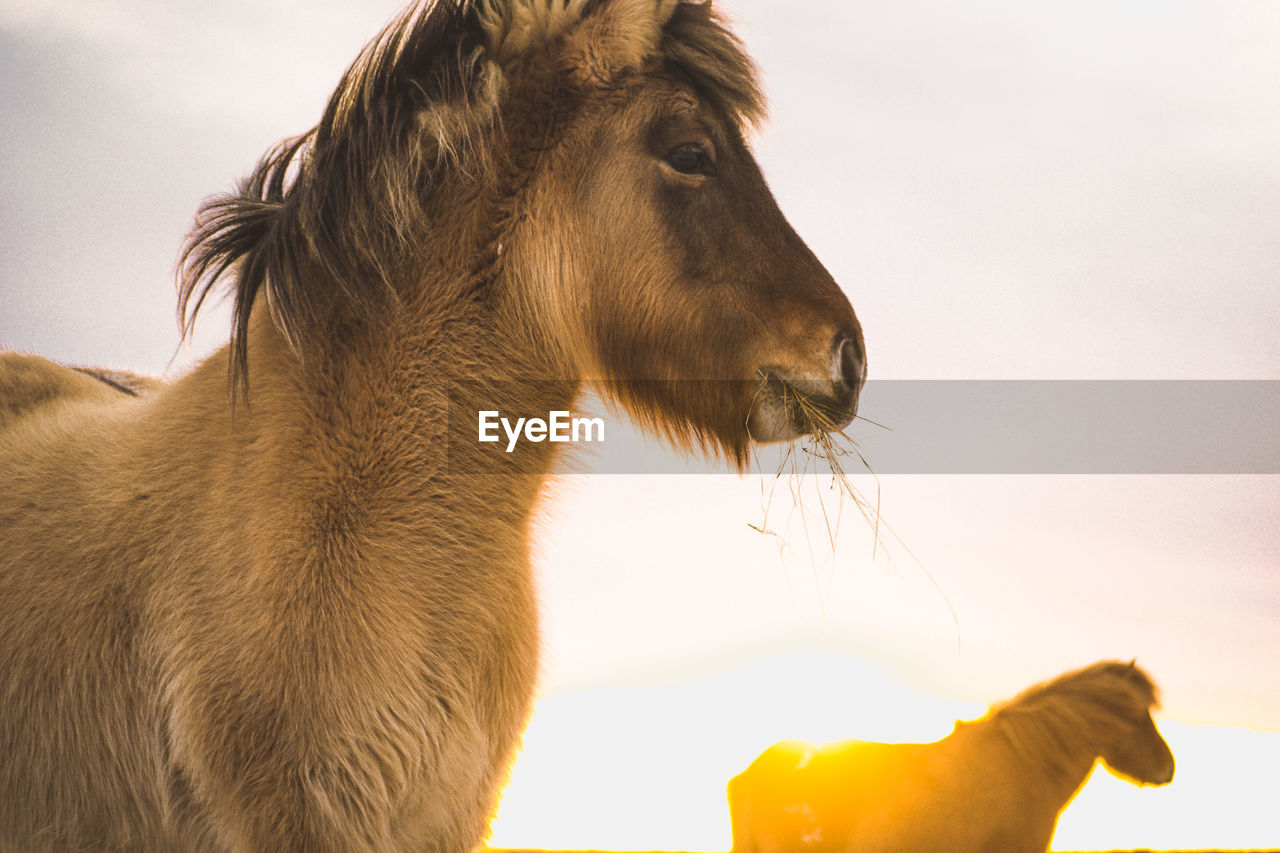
[489,653,1280,851]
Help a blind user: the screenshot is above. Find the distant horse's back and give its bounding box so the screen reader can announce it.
[729,738,949,853]
[0,350,161,431]
[728,740,846,853]
[0,350,178,850]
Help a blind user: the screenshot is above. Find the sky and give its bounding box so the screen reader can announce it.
[2,0,1279,850]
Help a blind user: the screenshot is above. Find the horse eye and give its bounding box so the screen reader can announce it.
[664,144,715,177]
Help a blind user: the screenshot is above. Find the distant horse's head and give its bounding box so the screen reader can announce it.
[180,0,864,466]
[995,660,1175,788]
[1093,662,1175,786]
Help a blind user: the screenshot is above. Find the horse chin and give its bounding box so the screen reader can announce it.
[1103,761,1175,787]
[747,373,858,443]
[746,404,805,443]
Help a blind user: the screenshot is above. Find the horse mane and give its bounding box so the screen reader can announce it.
[178,0,763,399]
[984,660,1160,780]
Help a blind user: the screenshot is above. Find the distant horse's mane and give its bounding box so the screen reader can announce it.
[178,0,763,397]
[984,660,1160,779]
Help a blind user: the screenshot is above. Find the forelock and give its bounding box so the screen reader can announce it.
[660,2,764,129]
[479,0,593,62]
[481,0,764,130]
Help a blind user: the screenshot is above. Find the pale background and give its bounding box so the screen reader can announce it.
[2,1,1278,849]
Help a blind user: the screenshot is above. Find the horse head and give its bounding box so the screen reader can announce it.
[485,0,866,463]
[1097,661,1175,786]
[181,0,865,468]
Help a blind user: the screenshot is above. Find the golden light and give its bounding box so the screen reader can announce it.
[489,651,1280,852]
[498,471,1280,852]
[487,651,977,851]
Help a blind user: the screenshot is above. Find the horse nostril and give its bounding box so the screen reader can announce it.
[835,333,865,396]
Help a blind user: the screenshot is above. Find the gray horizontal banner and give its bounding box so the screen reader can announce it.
[444,380,1279,475]
[846,380,1278,475]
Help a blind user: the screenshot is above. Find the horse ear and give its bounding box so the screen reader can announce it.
[561,0,679,86]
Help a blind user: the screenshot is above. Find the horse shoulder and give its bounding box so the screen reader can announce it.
[159,606,504,850]
[927,729,1058,853]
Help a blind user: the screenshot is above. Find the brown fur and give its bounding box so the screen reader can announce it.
[728,661,1175,853]
[0,1,862,850]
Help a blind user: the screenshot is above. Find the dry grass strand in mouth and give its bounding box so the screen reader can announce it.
[758,381,884,560]
[748,376,962,648]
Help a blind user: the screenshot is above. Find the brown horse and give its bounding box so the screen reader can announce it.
[728,660,1175,853]
[0,1,864,850]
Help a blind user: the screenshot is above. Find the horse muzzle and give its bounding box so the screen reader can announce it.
[748,329,865,442]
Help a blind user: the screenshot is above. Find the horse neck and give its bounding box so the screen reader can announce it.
[986,704,1102,804]
[156,257,579,577]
